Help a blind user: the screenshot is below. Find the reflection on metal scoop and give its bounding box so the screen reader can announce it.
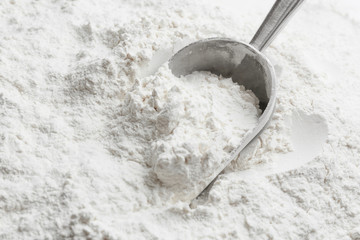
[168,0,305,200]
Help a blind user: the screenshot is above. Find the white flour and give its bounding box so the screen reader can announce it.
[1,0,360,239]
[108,63,260,202]
[148,67,259,200]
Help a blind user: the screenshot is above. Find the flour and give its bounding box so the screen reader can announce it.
[148,67,259,199]
[1,0,360,239]
[107,62,260,201]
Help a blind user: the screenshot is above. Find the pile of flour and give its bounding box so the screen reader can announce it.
[126,65,259,200]
[1,0,360,239]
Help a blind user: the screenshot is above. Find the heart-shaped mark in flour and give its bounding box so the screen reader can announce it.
[191,110,328,206]
[233,110,328,179]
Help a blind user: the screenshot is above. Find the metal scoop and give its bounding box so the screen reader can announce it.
[168,0,305,200]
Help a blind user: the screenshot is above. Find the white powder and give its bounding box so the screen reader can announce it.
[147,66,259,200]
[108,63,260,202]
[1,0,360,239]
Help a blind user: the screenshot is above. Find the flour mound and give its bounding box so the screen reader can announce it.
[119,65,260,199]
[111,64,260,200]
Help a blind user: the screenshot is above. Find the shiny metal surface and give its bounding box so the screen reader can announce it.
[168,0,305,201]
[169,39,273,110]
[251,0,305,51]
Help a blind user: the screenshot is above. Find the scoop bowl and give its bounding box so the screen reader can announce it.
[169,38,276,199]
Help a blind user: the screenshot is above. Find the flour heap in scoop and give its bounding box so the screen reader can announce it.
[119,64,261,200]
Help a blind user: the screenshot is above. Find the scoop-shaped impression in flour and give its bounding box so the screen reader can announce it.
[148,64,261,200]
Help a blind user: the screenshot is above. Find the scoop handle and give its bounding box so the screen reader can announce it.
[250,0,305,51]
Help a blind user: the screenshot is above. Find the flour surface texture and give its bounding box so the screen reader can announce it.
[146,67,260,200]
[1,0,360,240]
